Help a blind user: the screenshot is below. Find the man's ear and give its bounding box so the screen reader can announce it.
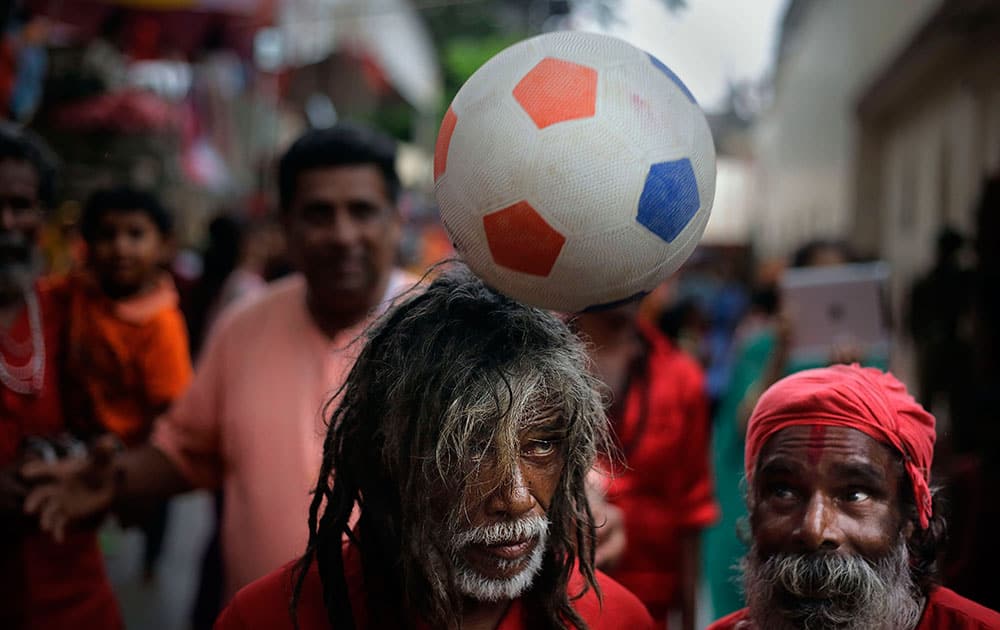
[902,517,916,542]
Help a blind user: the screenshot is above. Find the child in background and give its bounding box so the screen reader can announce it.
[64,186,193,578]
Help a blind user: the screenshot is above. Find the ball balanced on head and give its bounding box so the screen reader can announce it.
[434,30,717,312]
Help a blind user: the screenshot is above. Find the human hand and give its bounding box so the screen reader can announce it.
[21,435,121,542]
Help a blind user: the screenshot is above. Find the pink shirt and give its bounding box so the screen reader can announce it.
[152,272,414,599]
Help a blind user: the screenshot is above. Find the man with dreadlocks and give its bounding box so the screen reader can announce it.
[708,365,1000,630]
[214,266,654,630]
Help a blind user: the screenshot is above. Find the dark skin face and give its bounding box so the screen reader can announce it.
[0,158,42,307]
[0,159,42,515]
[283,165,401,337]
[458,416,566,583]
[751,425,912,560]
[87,209,167,299]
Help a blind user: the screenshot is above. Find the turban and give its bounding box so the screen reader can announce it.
[745,364,936,528]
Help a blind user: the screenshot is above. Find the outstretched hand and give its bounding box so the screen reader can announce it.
[21,435,120,542]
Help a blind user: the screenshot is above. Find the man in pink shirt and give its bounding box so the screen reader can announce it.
[23,122,414,600]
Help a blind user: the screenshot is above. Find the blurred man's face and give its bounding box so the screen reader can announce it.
[743,426,921,629]
[0,158,42,298]
[446,413,566,603]
[284,165,400,324]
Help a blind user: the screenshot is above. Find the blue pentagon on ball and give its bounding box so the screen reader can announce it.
[636,158,701,243]
[648,53,696,104]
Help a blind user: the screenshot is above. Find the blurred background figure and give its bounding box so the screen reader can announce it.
[907,226,974,450]
[63,186,192,583]
[941,175,1000,614]
[0,122,123,629]
[184,213,282,358]
[576,301,718,630]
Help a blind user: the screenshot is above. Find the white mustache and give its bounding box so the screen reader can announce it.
[453,515,549,548]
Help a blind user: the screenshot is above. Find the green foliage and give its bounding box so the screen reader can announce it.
[441,35,525,107]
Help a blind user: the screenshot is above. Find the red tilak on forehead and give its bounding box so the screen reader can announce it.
[807,424,826,465]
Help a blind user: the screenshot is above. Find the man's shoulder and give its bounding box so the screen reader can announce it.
[212,275,305,336]
[569,570,655,628]
[922,586,1000,629]
[217,561,327,630]
[706,607,748,630]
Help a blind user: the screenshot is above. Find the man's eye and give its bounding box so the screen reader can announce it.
[300,205,332,223]
[522,439,557,458]
[768,485,796,501]
[843,488,871,502]
[349,203,382,221]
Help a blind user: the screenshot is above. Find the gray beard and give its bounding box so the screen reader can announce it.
[740,538,924,630]
[449,515,549,603]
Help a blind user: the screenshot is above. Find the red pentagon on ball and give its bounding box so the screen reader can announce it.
[513,57,598,129]
[434,106,458,182]
[483,201,566,277]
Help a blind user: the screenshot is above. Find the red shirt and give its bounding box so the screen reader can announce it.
[601,321,719,619]
[707,586,1000,629]
[0,281,122,630]
[215,542,655,630]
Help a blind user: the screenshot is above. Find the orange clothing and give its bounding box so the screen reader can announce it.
[63,271,192,445]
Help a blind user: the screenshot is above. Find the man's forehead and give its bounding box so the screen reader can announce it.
[757,425,898,472]
[294,164,391,202]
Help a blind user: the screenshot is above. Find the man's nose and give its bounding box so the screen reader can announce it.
[484,463,536,520]
[326,208,361,245]
[795,493,844,551]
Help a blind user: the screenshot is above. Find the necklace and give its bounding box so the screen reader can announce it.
[1,323,33,356]
[0,290,45,395]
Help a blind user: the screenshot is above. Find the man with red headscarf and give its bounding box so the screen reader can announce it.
[708,364,1000,630]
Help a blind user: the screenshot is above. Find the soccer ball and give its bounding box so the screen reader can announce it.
[433,31,716,312]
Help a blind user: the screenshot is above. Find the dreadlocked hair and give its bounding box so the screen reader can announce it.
[290,264,609,630]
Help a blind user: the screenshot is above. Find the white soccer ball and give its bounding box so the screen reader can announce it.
[433,30,716,312]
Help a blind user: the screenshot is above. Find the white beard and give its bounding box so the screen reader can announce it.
[450,515,549,603]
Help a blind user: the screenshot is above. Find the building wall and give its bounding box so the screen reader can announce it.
[865,30,1000,387]
[751,0,942,256]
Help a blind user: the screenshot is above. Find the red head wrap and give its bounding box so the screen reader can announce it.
[745,364,936,529]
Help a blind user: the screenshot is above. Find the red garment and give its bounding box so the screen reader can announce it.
[707,586,1000,629]
[745,364,935,528]
[215,542,654,629]
[0,280,122,629]
[601,321,719,621]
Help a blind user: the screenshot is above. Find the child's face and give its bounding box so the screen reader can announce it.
[89,209,166,296]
